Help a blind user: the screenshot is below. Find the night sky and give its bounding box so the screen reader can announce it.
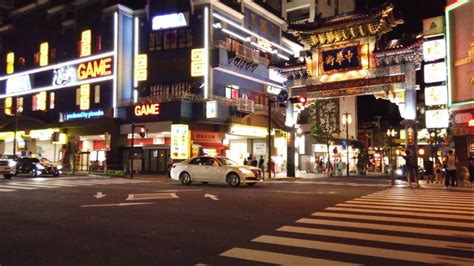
[356,0,447,125]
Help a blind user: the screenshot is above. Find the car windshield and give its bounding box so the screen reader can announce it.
[217,157,239,166]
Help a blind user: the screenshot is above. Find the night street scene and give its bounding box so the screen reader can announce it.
[0,0,473,265]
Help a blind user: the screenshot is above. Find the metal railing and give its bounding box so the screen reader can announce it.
[216,40,270,66]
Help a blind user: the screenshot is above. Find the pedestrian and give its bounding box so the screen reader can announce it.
[258,156,265,173]
[443,150,458,187]
[402,149,419,188]
[434,159,443,184]
[468,156,474,188]
[251,156,258,167]
[271,159,276,178]
[166,156,173,177]
[424,159,434,184]
[243,157,248,166]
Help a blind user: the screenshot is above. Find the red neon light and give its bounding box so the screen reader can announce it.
[134,103,160,116]
[469,119,474,127]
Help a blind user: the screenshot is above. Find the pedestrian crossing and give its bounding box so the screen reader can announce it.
[0,178,154,192]
[273,180,389,187]
[220,188,474,265]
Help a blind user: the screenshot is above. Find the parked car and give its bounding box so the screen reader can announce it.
[15,157,62,177]
[170,156,262,187]
[0,155,16,179]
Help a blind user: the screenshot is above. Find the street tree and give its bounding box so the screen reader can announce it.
[308,99,341,171]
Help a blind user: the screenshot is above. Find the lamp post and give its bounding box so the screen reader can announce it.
[386,128,397,186]
[341,112,352,177]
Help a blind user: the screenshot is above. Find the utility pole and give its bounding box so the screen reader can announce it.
[267,99,272,180]
[130,123,135,179]
[13,100,18,156]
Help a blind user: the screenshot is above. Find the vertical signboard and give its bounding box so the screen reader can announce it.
[171,124,190,159]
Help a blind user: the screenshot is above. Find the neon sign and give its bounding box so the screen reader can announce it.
[171,124,190,160]
[6,74,31,94]
[79,84,90,110]
[152,13,188,30]
[77,57,112,80]
[63,109,105,121]
[134,54,147,82]
[191,48,205,77]
[39,42,49,66]
[6,52,14,74]
[134,103,160,116]
[80,30,92,57]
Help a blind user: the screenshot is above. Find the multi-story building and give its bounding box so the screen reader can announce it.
[282,0,355,24]
[0,0,301,174]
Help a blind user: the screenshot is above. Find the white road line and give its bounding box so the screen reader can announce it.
[277,225,474,251]
[325,207,474,221]
[336,203,474,215]
[0,188,15,192]
[81,202,155,208]
[297,218,474,238]
[220,247,360,266]
[373,193,474,200]
[252,235,474,265]
[0,184,37,190]
[348,200,474,211]
[311,212,474,228]
[126,193,179,201]
[361,196,473,206]
[8,182,59,188]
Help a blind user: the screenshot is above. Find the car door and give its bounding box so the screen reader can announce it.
[187,157,204,181]
[207,158,226,182]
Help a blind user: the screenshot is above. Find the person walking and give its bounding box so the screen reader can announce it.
[403,149,419,188]
[424,159,434,184]
[243,157,248,166]
[444,150,458,187]
[258,156,265,174]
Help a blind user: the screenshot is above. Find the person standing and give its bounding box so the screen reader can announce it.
[444,150,458,187]
[258,156,265,174]
[468,156,474,187]
[243,157,248,166]
[424,159,434,184]
[403,149,419,188]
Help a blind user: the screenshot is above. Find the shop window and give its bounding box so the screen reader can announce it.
[149,29,191,51]
[271,25,276,37]
[49,93,55,110]
[260,19,267,34]
[249,14,255,29]
[4,97,12,115]
[225,85,239,99]
[94,85,100,103]
[17,97,24,113]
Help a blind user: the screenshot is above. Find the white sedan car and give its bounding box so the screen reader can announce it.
[170,156,262,187]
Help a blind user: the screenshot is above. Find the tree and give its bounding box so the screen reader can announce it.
[308,99,341,172]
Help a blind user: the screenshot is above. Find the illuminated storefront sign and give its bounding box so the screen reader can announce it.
[79,84,90,110]
[6,52,14,74]
[423,39,446,62]
[424,62,447,83]
[134,103,160,116]
[39,42,49,66]
[63,109,105,121]
[423,16,445,37]
[33,91,47,111]
[171,124,190,160]
[320,44,361,73]
[257,37,272,50]
[206,101,217,118]
[229,124,267,137]
[426,109,449,128]
[4,97,12,115]
[152,12,188,30]
[80,30,92,57]
[191,48,205,77]
[6,74,31,94]
[425,86,448,106]
[77,57,112,80]
[134,54,148,82]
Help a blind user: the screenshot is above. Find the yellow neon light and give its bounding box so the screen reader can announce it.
[4,97,12,115]
[79,84,90,110]
[39,42,49,66]
[134,54,148,82]
[80,30,92,57]
[6,52,14,74]
[37,91,47,111]
[191,48,205,77]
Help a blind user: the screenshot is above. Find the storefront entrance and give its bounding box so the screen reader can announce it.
[143,148,170,174]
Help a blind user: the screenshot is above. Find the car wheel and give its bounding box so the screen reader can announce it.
[4,174,12,179]
[53,171,60,177]
[226,173,240,187]
[179,172,192,185]
[30,169,37,177]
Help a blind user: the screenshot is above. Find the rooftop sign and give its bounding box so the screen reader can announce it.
[152,12,188,31]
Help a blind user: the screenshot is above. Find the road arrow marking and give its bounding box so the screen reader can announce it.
[94,192,106,199]
[126,193,179,201]
[204,193,219,201]
[81,202,154,208]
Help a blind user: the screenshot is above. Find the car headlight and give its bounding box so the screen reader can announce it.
[395,169,403,176]
[57,165,63,170]
[239,168,252,174]
[8,160,16,167]
[36,164,45,170]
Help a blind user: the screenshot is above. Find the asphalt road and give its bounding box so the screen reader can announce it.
[0,175,472,266]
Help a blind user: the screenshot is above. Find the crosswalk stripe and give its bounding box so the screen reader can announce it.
[363,194,474,202]
[325,207,474,221]
[311,212,474,228]
[376,190,474,195]
[0,188,14,192]
[36,182,77,187]
[348,199,474,211]
[362,196,473,206]
[336,203,474,215]
[277,225,474,251]
[252,235,474,265]
[372,193,474,200]
[297,218,474,238]
[0,184,37,190]
[8,182,59,188]
[220,247,360,266]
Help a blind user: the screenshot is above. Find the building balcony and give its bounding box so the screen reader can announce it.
[215,40,270,70]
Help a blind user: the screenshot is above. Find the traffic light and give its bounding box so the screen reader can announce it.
[289,96,307,105]
[138,126,147,138]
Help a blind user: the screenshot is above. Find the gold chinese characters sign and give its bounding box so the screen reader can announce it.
[320,43,361,74]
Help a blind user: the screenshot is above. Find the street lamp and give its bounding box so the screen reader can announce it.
[386,128,397,186]
[341,112,352,177]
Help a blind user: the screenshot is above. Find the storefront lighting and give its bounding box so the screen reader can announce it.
[212,12,293,55]
[250,41,276,54]
[152,12,188,30]
[80,30,92,57]
[134,54,148,84]
[221,28,248,43]
[113,12,118,117]
[39,42,49,66]
[277,53,290,61]
[204,7,209,99]
[215,67,284,89]
[6,52,14,74]
[133,89,138,103]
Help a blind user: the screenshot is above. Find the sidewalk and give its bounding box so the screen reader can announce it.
[393,179,474,191]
